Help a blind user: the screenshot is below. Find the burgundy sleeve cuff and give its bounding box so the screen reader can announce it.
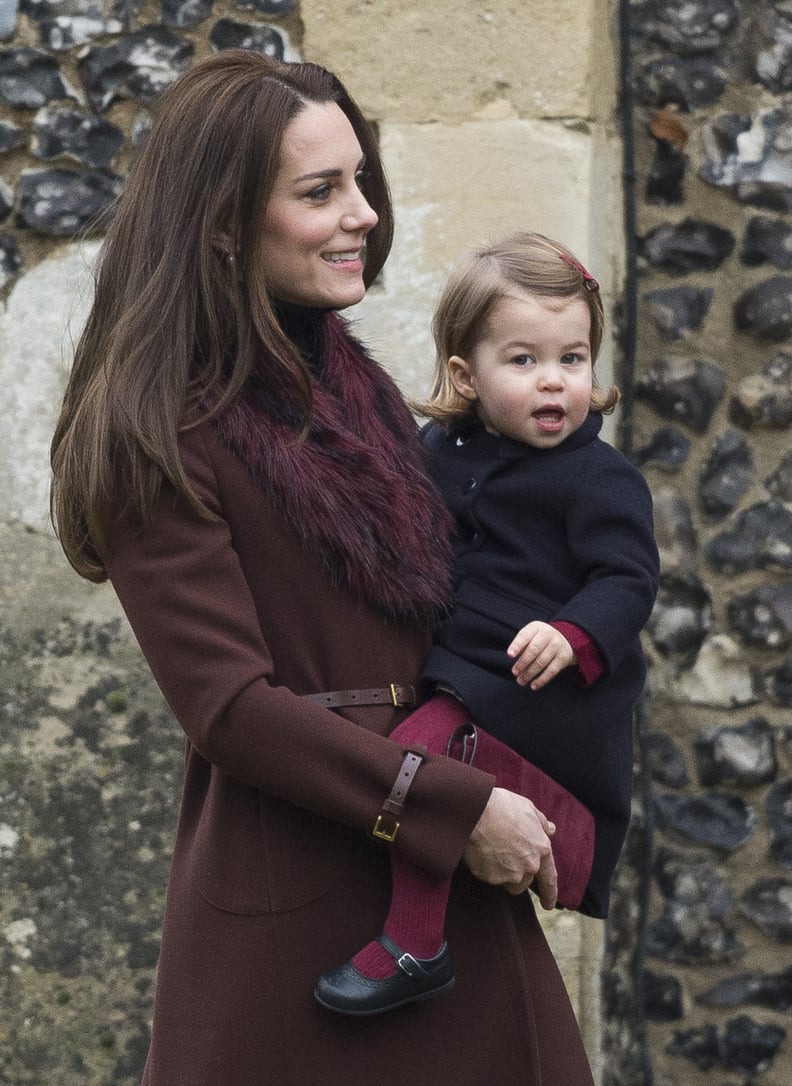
[550,621,605,687]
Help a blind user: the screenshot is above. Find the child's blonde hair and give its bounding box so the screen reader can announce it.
[415,232,620,423]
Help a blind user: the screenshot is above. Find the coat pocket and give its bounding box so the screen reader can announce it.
[191,771,354,915]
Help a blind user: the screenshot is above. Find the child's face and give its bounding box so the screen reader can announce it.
[448,291,593,448]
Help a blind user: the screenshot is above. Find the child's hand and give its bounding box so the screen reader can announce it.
[507,621,576,690]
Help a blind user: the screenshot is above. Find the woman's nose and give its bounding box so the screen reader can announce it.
[341,189,378,232]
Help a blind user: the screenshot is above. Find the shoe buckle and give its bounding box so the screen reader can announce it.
[396,952,420,978]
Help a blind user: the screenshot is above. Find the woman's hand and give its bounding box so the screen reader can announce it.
[463,787,558,909]
[507,621,575,690]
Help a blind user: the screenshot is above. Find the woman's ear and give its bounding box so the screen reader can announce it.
[448,355,478,401]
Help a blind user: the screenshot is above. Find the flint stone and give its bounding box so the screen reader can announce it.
[651,488,698,573]
[0,47,72,107]
[735,275,792,340]
[727,584,792,649]
[79,26,193,111]
[741,214,792,269]
[740,877,792,941]
[693,717,777,788]
[720,1015,786,1075]
[729,350,792,429]
[636,356,725,432]
[32,107,123,167]
[705,500,792,573]
[646,571,712,658]
[698,964,792,1011]
[0,176,10,220]
[16,166,122,235]
[631,0,739,54]
[648,848,741,963]
[209,17,288,56]
[673,634,758,707]
[640,218,734,275]
[699,430,753,517]
[666,1025,719,1070]
[647,732,690,788]
[644,286,712,339]
[701,108,792,212]
[767,779,792,868]
[0,120,23,152]
[632,425,691,472]
[634,55,727,110]
[643,970,684,1020]
[747,0,792,93]
[763,657,792,706]
[654,791,757,851]
[40,15,123,49]
[765,449,792,500]
[647,138,686,204]
[0,232,21,287]
[161,0,212,29]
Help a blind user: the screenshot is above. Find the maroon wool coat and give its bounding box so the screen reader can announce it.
[105,421,595,1086]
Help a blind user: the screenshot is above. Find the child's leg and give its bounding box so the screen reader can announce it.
[350,693,469,979]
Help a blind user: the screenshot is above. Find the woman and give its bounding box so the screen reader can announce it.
[51,50,594,1085]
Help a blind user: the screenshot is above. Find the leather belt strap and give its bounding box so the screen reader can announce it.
[303,684,417,710]
[371,744,428,843]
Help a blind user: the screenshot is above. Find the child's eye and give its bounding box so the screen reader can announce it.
[561,352,585,365]
[511,354,533,367]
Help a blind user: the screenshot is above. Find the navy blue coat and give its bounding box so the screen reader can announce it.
[421,412,660,917]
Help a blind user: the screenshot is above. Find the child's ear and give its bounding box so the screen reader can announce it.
[448,356,478,401]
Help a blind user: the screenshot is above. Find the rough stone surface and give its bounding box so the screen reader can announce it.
[639,218,734,275]
[643,285,713,338]
[78,26,193,111]
[632,425,691,472]
[16,166,122,235]
[634,55,727,111]
[705,501,792,574]
[700,106,792,212]
[31,106,124,167]
[646,571,712,659]
[635,356,725,432]
[741,213,792,269]
[727,584,792,649]
[698,429,754,517]
[0,46,72,106]
[653,792,758,852]
[740,877,792,941]
[693,717,778,787]
[734,275,792,341]
[729,349,792,429]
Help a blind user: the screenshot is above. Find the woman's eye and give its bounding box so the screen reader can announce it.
[355,168,370,190]
[306,183,332,201]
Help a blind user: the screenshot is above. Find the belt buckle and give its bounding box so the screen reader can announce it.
[372,813,400,842]
[390,683,414,708]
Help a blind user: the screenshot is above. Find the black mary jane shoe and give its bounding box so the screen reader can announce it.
[314,933,455,1016]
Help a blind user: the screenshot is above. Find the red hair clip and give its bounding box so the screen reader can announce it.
[559,252,600,292]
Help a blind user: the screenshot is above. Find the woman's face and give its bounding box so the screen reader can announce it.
[258,101,379,309]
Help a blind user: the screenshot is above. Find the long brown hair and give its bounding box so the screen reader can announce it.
[51,49,394,582]
[416,231,619,423]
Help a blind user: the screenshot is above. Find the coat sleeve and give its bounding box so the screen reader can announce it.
[103,427,494,879]
[553,451,660,677]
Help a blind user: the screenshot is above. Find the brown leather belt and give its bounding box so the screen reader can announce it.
[372,744,428,843]
[303,684,418,710]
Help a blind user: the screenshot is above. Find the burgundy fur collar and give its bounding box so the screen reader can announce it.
[214,312,453,625]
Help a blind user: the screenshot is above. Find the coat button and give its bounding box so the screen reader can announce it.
[462,478,477,494]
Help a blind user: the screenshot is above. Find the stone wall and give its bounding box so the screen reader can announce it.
[605,2,792,1084]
